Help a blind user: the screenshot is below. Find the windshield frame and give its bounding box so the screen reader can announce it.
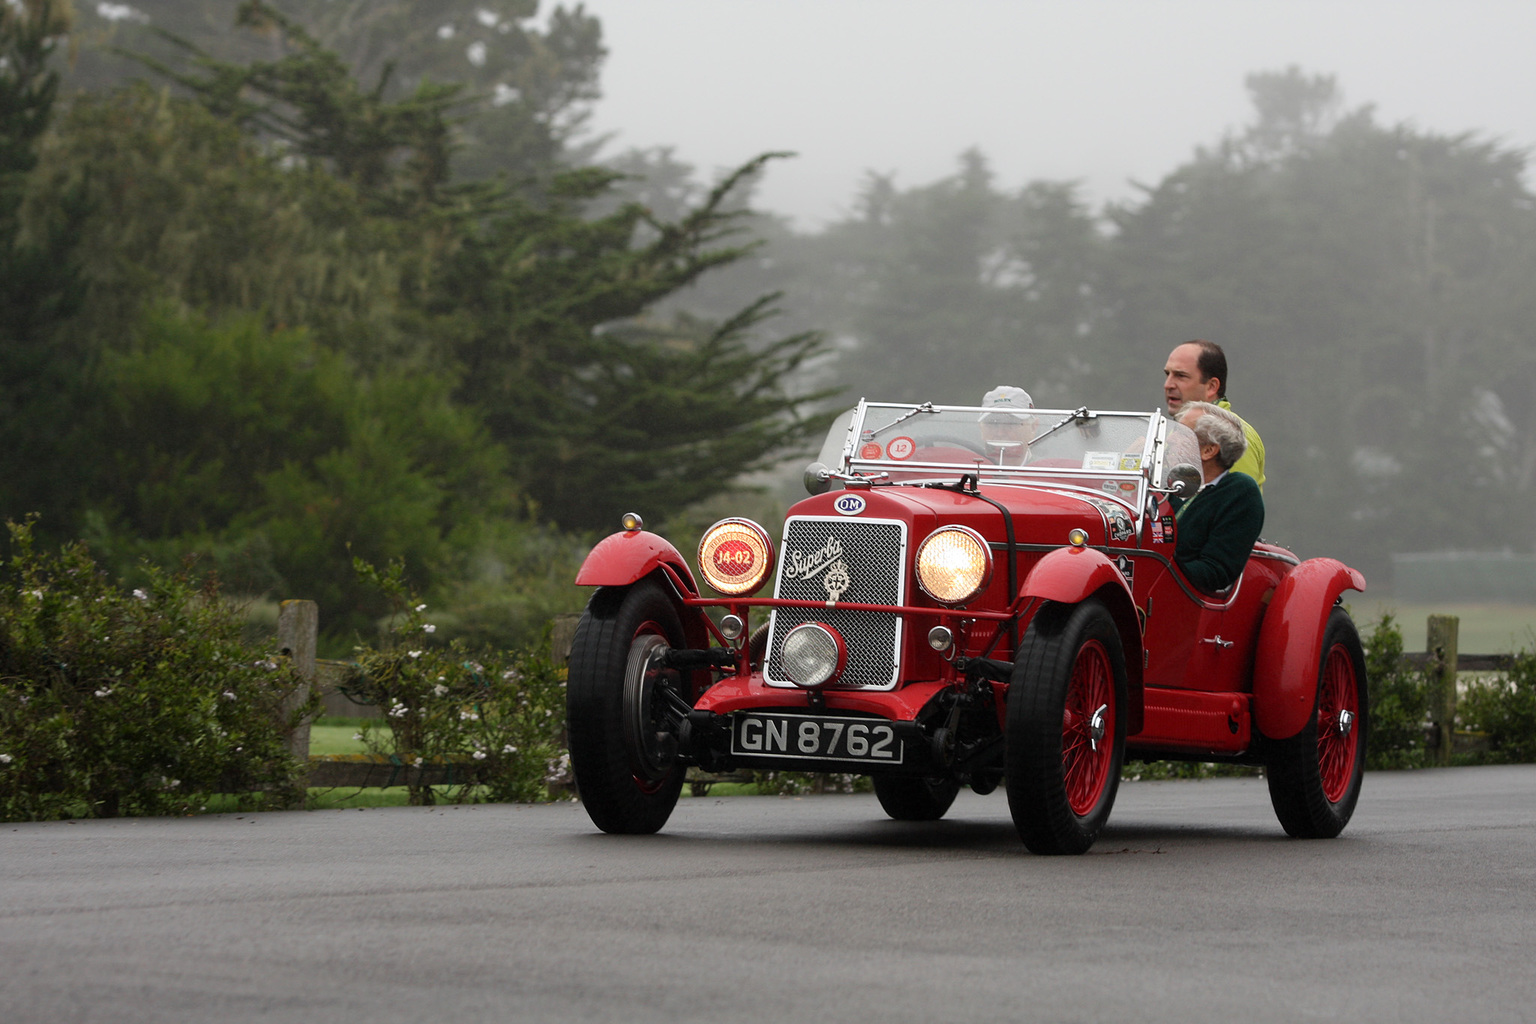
[829,399,1180,518]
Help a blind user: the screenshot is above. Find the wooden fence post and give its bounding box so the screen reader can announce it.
[1427,614,1459,766]
[278,600,319,760]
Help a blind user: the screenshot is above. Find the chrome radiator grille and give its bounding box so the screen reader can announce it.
[765,516,907,690]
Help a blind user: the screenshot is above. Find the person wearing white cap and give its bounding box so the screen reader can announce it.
[978,385,1035,465]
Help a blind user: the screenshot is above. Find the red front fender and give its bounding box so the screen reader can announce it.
[575,530,700,595]
[1019,545,1144,732]
[1253,558,1367,741]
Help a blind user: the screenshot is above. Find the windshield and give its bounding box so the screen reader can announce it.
[815,401,1191,511]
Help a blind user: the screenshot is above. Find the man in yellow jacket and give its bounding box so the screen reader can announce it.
[1162,339,1265,490]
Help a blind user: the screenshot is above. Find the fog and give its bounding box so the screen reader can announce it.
[578,0,1536,228]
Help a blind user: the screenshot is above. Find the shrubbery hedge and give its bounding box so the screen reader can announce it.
[5,527,1536,822]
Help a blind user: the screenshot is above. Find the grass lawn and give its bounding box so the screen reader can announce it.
[307,717,375,756]
[1348,599,1536,654]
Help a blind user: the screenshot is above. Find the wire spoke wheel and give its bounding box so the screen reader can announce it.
[1006,600,1128,855]
[567,581,690,834]
[1062,640,1115,816]
[1266,607,1368,839]
[1316,644,1361,803]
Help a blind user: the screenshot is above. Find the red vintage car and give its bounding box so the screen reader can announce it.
[566,400,1368,854]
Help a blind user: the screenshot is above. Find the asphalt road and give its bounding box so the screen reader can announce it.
[4,766,1535,1024]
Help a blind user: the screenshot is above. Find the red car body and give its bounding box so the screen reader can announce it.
[567,402,1368,853]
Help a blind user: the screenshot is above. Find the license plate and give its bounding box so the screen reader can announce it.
[730,713,904,764]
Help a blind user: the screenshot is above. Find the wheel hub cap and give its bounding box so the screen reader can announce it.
[1336,708,1355,738]
[1088,703,1108,750]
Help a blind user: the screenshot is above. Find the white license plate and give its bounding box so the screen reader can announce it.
[730,713,904,764]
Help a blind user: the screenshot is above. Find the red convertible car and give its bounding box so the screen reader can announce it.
[567,401,1368,854]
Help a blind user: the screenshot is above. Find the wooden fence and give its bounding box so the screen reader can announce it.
[283,605,1507,787]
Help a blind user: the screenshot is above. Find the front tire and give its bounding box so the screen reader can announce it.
[1005,600,1128,855]
[873,775,960,821]
[1265,607,1368,839]
[567,580,689,834]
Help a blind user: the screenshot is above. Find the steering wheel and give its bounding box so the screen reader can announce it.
[911,434,986,456]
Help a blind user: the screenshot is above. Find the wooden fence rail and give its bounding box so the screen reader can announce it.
[280,605,1514,787]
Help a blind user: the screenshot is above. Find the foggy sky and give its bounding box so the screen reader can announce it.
[573,0,1536,229]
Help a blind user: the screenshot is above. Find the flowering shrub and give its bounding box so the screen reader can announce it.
[1362,613,1433,770]
[1459,650,1536,763]
[0,520,311,820]
[345,560,567,805]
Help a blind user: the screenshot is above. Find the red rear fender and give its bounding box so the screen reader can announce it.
[1253,558,1367,741]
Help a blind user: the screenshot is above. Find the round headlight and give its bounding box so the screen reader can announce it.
[915,526,993,605]
[780,623,847,689]
[698,518,775,596]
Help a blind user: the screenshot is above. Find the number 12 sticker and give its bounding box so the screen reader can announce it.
[887,436,916,460]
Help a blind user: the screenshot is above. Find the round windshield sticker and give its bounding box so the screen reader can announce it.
[859,442,883,460]
[887,436,917,460]
[833,493,867,516]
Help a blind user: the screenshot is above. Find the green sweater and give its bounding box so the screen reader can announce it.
[1174,471,1265,593]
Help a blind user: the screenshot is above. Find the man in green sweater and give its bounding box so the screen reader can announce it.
[1163,340,1265,490]
[1173,402,1265,593]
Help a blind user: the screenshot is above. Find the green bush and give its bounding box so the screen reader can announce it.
[1459,652,1536,763]
[343,560,568,805]
[1362,612,1434,770]
[0,520,312,821]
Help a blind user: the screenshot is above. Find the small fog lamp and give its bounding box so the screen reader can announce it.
[927,626,954,652]
[621,511,644,533]
[781,623,847,689]
[719,614,746,641]
[1067,528,1089,548]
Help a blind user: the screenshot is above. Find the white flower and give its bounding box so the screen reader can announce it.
[459,710,478,721]
[352,732,363,741]
[422,624,436,634]
[502,744,518,755]
[94,687,113,698]
[472,750,487,760]
[255,658,278,671]
[502,669,521,682]
[412,756,424,767]
[0,753,13,764]
[132,588,148,601]
[390,702,410,718]
[415,603,427,612]
[433,684,449,697]
[222,691,237,701]
[28,589,43,599]
[408,650,423,659]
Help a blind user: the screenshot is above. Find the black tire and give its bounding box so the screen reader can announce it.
[873,775,961,821]
[1005,600,1128,855]
[1265,607,1368,839]
[567,580,689,834]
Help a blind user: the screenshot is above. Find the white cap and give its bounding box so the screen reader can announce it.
[980,385,1034,421]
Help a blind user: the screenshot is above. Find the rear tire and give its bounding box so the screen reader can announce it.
[1005,600,1128,855]
[873,775,960,821]
[1265,607,1368,839]
[567,580,689,834]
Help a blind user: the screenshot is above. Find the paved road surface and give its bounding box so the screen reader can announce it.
[4,766,1535,1023]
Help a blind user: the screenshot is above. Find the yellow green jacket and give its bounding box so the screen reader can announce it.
[1218,397,1265,491]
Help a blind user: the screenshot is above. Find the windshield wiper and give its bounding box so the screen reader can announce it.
[1031,406,1098,446]
[866,402,937,437]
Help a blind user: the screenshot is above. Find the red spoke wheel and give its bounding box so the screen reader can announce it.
[1265,607,1368,839]
[567,580,690,834]
[1005,600,1128,855]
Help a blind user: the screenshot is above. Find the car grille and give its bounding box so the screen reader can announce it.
[765,516,907,690]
